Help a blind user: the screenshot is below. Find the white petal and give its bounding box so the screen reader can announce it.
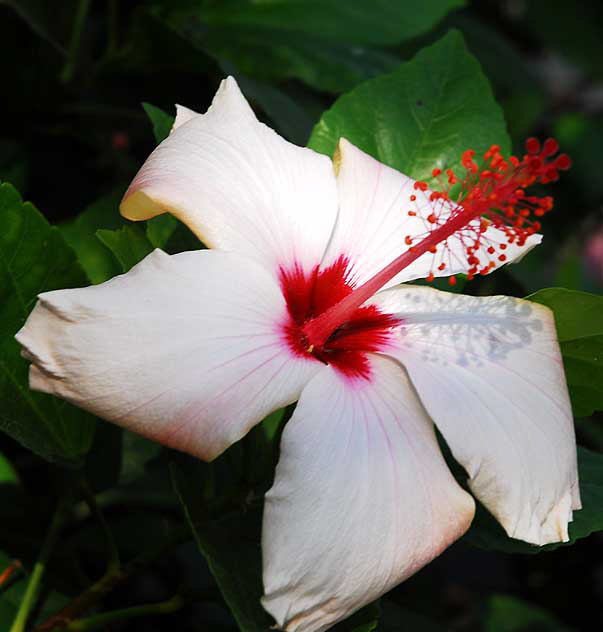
[16,250,320,461]
[262,355,474,632]
[374,285,581,545]
[172,104,199,130]
[322,139,540,286]
[121,77,338,276]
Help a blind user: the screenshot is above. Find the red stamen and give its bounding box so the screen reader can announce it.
[301,138,569,350]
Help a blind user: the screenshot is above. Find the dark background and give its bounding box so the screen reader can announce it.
[0,1,601,630]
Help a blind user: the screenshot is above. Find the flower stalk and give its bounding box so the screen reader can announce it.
[9,495,72,632]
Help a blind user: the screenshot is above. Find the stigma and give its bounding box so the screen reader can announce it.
[404,138,571,282]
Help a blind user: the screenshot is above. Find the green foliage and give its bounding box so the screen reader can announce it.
[153,0,464,93]
[59,189,125,284]
[309,30,509,183]
[96,224,155,272]
[171,464,272,632]
[465,447,603,554]
[0,3,601,630]
[0,450,17,483]
[142,102,175,143]
[0,550,69,630]
[198,0,465,47]
[528,288,603,417]
[0,182,95,462]
[484,594,573,632]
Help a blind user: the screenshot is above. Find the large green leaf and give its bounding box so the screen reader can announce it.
[0,182,95,462]
[527,288,603,417]
[308,30,510,183]
[199,0,465,47]
[465,447,603,554]
[152,0,464,93]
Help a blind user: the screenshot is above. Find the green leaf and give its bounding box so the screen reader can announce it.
[146,214,179,249]
[527,288,603,417]
[198,0,465,47]
[171,463,272,632]
[142,102,175,144]
[153,1,465,93]
[59,189,126,284]
[308,30,510,183]
[96,224,155,272]
[0,182,95,462]
[465,447,603,554]
[146,215,203,254]
[120,429,162,485]
[0,450,18,484]
[484,594,574,632]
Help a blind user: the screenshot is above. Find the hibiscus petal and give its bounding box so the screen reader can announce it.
[374,285,581,545]
[121,77,338,276]
[262,355,474,632]
[173,104,199,129]
[16,249,320,461]
[322,139,540,285]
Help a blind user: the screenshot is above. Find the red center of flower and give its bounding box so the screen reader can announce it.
[279,256,400,379]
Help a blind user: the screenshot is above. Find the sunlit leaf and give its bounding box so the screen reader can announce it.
[308,30,509,182]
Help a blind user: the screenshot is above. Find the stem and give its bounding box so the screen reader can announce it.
[60,0,92,84]
[33,522,193,632]
[303,207,475,348]
[9,496,71,632]
[64,594,185,631]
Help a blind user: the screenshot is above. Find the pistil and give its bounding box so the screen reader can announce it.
[302,207,475,349]
[303,138,570,350]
